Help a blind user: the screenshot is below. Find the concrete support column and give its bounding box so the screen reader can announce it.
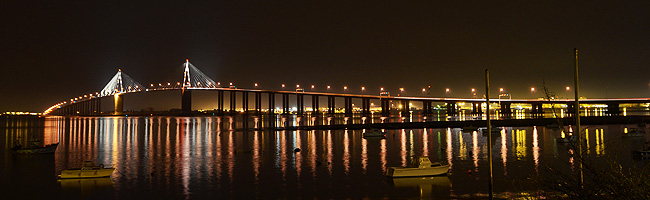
[401,100,410,116]
[282,93,289,114]
[255,92,261,116]
[606,103,621,115]
[181,89,192,115]
[242,91,249,114]
[422,101,432,115]
[229,91,236,114]
[500,102,512,116]
[268,92,275,115]
[115,93,124,115]
[446,102,457,116]
[361,98,370,115]
[344,97,353,117]
[297,94,304,116]
[328,96,336,115]
[381,99,390,116]
[312,95,319,115]
[530,103,544,115]
[217,90,224,115]
[472,102,483,114]
[567,103,575,116]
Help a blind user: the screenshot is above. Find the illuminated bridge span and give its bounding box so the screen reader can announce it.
[44,60,650,117]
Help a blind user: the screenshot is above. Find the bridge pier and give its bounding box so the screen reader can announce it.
[446,102,457,116]
[328,96,336,116]
[297,94,304,116]
[381,99,390,116]
[401,100,410,116]
[344,97,352,117]
[217,90,224,115]
[268,92,276,115]
[115,93,124,115]
[242,91,249,115]
[471,102,483,115]
[500,102,512,116]
[422,101,432,115]
[312,95,319,115]
[254,92,261,116]
[606,103,621,115]
[361,98,370,116]
[530,103,544,116]
[230,91,237,114]
[181,89,192,115]
[282,93,289,114]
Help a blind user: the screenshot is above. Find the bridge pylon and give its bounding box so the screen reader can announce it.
[181,59,218,115]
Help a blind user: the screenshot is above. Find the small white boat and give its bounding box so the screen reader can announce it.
[386,157,449,178]
[363,129,386,138]
[59,161,115,179]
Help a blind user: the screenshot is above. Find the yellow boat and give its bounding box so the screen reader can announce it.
[59,161,115,179]
[386,157,449,178]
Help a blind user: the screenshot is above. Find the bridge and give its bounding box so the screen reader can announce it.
[44,60,650,117]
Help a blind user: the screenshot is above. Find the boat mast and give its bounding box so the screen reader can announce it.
[486,69,494,200]
[574,48,583,186]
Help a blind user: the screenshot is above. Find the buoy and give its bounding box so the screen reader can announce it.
[294,148,301,153]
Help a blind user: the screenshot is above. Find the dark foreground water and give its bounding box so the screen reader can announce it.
[2,116,650,199]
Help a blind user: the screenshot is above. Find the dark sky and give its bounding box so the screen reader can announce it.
[1,1,649,112]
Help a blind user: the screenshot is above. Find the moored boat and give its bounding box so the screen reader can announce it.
[59,161,115,179]
[363,129,386,138]
[386,157,449,178]
[12,143,59,154]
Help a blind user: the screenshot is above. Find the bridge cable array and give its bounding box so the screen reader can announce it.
[183,59,217,89]
[99,69,144,97]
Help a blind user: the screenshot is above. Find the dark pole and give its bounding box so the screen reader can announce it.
[574,48,583,186]
[486,69,493,200]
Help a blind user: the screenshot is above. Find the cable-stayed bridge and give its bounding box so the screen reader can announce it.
[44,60,650,117]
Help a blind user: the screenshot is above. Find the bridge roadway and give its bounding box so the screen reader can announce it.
[49,87,650,117]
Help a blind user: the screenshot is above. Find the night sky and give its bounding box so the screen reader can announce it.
[1,1,649,112]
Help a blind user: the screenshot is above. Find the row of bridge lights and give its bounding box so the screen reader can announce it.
[146,81,573,97]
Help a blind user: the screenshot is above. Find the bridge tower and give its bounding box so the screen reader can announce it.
[181,59,218,115]
[99,69,144,115]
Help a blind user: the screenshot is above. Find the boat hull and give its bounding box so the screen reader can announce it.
[59,168,115,179]
[386,165,450,178]
[13,143,58,154]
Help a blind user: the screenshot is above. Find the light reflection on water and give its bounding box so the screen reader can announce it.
[1,116,649,199]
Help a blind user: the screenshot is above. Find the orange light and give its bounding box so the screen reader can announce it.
[400,88,404,92]
[445,88,450,92]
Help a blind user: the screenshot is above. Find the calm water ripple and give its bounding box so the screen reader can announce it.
[1,116,649,199]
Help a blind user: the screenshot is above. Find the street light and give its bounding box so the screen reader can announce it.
[311,85,315,90]
[296,84,300,88]
[282,84,285,89]
[531,87,536,98]
[381,87,384,91]
[254,83,258,87]
[344,86,348,92]
[499,88,504,93]
[361,86,365,93]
